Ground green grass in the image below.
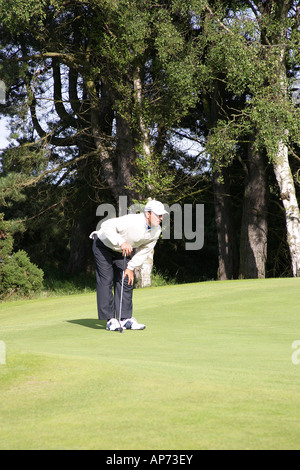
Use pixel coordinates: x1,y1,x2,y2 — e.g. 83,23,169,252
1,277,300,450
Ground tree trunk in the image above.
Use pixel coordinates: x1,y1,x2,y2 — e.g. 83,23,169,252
209,81,239,280
213,168,239,280
67,219,90,274
240,141,268,278
115,113,137,205
133,65,151,163
87,78,121,200
273,139,300,276
272,41,300,277
133,65,154,287
134,249,154,288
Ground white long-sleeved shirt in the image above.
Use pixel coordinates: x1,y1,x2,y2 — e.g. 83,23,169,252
89,213,161,271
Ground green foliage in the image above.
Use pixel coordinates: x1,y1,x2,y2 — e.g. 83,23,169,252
0,213,44,298
0,249,44,298
203,1,300,168
150,266,176,287
0,172,30,208
0,0,48,31
1,146,47,176
249,92,300,161
0,141,50,210
206,120,239,170
129,151,175,200
0,213,13,262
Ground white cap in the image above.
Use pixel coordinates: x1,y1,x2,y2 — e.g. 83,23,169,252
144,199,168,216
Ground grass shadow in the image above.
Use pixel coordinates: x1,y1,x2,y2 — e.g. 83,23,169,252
67,318,106,330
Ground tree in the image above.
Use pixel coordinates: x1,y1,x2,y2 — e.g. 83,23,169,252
0,0,201,196
0,0,203,279
239,137,268,278
201,0,300,278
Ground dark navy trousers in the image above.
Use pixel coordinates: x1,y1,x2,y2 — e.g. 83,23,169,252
92,236,133,321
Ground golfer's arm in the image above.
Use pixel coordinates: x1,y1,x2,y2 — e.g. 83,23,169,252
127,239,158,271
101,218,127,248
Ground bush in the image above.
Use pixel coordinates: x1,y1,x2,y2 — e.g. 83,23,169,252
0,250,44,298
0,213,14,263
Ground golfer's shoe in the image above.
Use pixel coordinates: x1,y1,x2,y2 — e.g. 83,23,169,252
106,318,122,331
122,317,146,330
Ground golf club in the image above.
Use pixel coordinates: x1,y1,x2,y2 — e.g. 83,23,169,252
117,253,126,333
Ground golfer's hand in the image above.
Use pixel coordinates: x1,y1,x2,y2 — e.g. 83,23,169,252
120,242,133,256
124,268,134,286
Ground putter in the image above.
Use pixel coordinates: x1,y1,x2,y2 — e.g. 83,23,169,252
117,253,126,333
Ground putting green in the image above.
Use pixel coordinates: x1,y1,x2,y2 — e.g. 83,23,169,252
1,278,300,449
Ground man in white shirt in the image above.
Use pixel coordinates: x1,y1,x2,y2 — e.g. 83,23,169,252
90,200,168,331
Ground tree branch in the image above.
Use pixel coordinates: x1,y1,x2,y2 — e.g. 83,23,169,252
204,3,234,36
8,52,88,71
52,57,78,127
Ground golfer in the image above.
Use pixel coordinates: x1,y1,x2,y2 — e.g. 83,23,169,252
90,200,168,331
